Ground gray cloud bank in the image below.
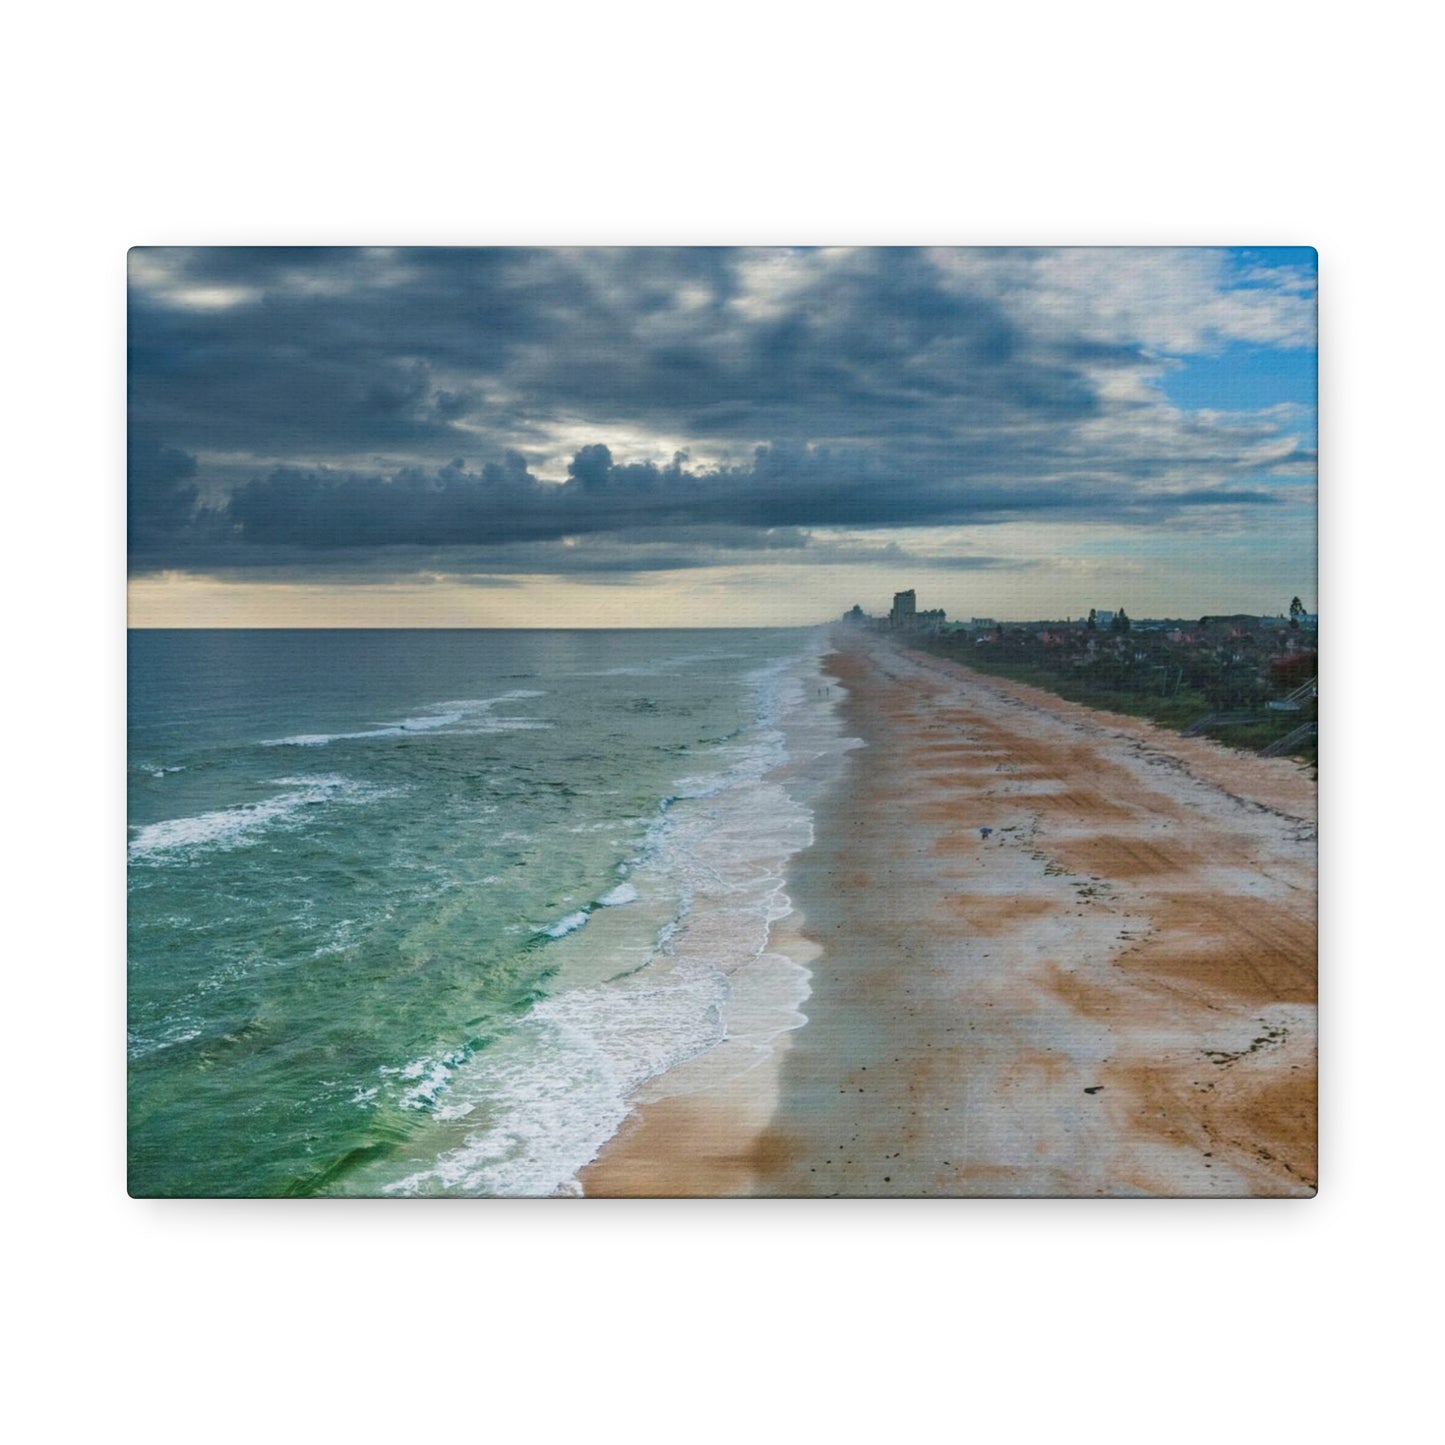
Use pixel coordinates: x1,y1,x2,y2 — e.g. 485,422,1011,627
128,247,1316,578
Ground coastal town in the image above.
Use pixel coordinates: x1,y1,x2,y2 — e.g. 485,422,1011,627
843,590,1318,761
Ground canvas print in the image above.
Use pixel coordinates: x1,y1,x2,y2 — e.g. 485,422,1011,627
127,247,1317,1197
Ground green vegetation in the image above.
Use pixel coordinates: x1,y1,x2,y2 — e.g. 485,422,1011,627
913,622,1317,766
949,657,1210,726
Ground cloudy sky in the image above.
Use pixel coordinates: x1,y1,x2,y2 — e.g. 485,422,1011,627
127,246,1316,627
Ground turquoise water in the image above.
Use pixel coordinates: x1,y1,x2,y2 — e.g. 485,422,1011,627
128,628,819,1196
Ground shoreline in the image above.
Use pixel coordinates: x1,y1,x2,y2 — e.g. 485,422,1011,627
578,641,855,1196
582,628,1316,1197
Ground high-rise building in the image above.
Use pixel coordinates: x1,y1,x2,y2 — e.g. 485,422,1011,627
889,589,917,627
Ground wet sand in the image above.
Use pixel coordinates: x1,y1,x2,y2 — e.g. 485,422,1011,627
582,629,1316,1197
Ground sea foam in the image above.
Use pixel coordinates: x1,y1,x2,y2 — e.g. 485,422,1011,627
262,690,548,747
378,642,847,1198
541,910,590,939
596,882,639,907
128,775,392,861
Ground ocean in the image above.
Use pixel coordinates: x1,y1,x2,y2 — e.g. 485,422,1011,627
127,627,833,1197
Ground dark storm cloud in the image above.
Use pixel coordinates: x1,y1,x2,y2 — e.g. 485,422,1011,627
129,247,1092,458
219,445,1046,550
153,528,1021,586
207,445,1278,564
126,247,1311,576
127,428,200,550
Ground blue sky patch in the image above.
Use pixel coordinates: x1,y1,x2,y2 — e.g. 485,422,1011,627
1162,342,1316,415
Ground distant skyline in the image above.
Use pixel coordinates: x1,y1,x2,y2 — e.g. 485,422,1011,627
128,247,1316,627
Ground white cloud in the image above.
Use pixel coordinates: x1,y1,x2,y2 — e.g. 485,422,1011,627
931,246,1316,354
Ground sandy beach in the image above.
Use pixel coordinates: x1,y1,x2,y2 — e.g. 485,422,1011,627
581,628,1317,1197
